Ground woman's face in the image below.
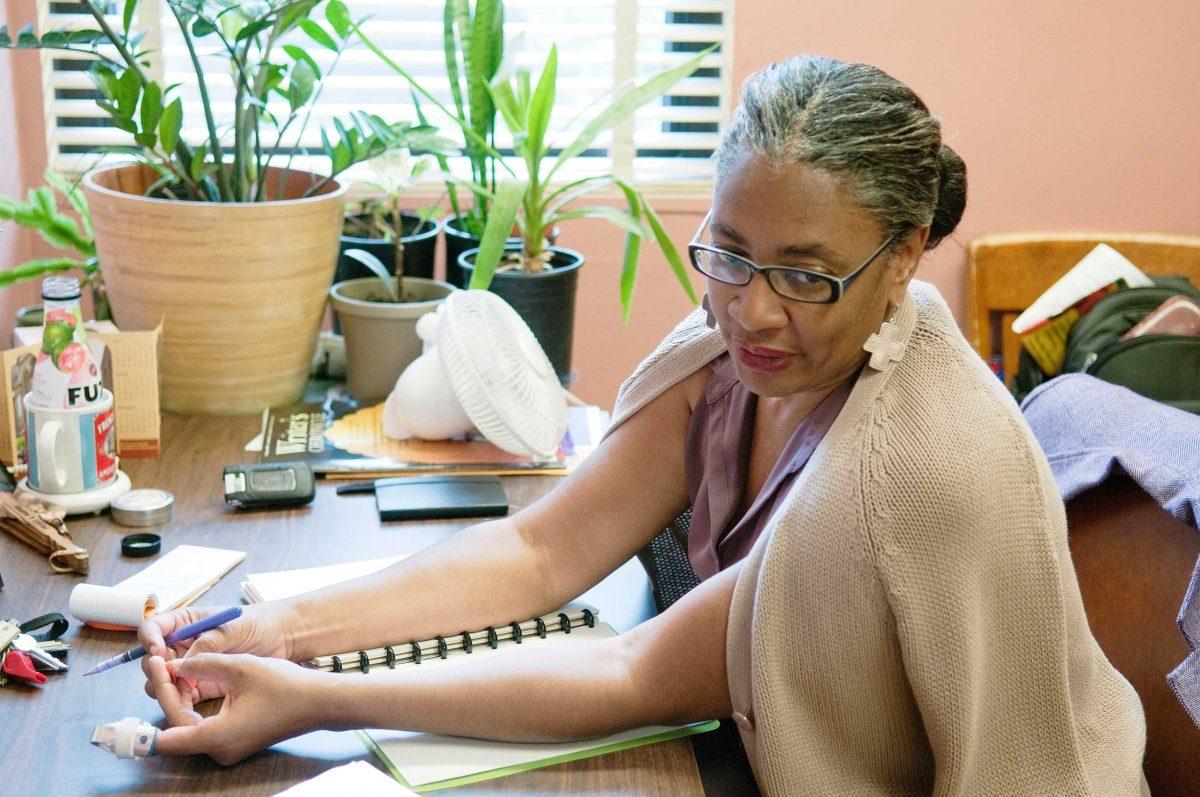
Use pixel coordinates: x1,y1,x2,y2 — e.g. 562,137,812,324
706,151,925,398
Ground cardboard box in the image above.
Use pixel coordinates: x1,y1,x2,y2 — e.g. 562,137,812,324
0,323,162,469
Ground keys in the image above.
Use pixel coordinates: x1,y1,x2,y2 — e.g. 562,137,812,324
12,634,66,672
0,619,19,653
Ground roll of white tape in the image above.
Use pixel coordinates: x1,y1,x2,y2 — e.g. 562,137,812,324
69,583,159,628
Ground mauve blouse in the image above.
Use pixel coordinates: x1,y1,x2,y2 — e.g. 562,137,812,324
684,352,855,580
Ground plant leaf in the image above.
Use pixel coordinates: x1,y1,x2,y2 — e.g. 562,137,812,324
288,57,316,110
642,193,698,304
191,17,217,37
189,142,209,182
115,68,141,116
139,81,162,139
89,62,119,100
325,0,350,38
38,29,68,47
526,45,557,166
611,177,643,322
549,205,647,237
342,249,399,301
0,26,10,48
549,45,713,180
469,179,526,291
299,19,337,51
276,0,318,33
443,0,468,119
122,0,139,35
282,44,321,77
15,22,37,48
235,18,273,41
158,97,183,154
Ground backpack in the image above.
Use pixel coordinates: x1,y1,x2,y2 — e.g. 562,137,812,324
1012,275,1200,414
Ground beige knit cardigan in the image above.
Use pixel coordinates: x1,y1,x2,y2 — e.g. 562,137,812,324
609,281,1148,795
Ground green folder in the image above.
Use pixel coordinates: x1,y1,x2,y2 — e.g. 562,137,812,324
358,720,720,792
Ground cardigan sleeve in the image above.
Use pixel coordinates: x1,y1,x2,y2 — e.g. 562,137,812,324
868,422,1147,796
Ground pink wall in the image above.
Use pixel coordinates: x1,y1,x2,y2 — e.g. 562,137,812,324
0,0,39,328
2,0,1199,409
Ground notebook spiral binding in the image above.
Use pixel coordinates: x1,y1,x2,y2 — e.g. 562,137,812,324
324,607,597,674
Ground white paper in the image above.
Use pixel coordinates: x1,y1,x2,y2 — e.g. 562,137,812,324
1011,243,1153,334
68,583,158,627
115,544,246,612
273,761,416,795
241,555,406,604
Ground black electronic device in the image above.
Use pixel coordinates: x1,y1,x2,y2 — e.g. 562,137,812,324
374,475,508,521
223,461,315,509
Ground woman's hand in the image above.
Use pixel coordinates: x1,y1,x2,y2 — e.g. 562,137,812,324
145,653,324,765
138,603,299,702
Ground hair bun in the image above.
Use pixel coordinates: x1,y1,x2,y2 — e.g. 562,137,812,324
927,143,967,250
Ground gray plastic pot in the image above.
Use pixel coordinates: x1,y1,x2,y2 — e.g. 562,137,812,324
329,276,457,402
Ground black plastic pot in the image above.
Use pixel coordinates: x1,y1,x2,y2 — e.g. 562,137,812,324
338,212,439,283
458,245,584,385
441,214,522,289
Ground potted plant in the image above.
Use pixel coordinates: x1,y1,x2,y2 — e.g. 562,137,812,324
338,147,445,289
356,0,519,287
330,248,456,402
1,0,436,414
450,44,708,382
0,171,111,324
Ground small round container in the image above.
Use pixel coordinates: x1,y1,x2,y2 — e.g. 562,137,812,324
110,489,174,527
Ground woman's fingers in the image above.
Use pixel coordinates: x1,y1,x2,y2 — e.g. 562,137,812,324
153,724,211,758
147,656,202,729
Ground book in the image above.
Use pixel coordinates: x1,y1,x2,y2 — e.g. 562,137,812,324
258,398,568,478
239,557,717,792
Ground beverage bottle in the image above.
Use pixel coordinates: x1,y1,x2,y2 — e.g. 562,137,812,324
30,276,103,409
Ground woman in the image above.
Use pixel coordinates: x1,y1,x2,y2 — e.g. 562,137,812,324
140,55,1148,793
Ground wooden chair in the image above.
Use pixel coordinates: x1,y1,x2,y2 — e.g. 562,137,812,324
966,231,1200,387
1066,477,1200,797
968,231,1200,794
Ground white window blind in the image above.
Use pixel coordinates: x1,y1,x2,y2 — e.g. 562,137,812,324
37,0,730,189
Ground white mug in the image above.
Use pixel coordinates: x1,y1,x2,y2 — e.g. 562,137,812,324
25,389,118,494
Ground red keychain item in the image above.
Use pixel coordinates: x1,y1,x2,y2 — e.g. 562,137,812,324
3,651,48,685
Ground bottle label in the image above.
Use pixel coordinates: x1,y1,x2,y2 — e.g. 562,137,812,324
31,299,103,409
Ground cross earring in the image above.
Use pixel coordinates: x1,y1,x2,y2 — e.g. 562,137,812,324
863,308,906,371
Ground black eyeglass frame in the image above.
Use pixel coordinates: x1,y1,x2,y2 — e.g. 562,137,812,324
687,210,899,304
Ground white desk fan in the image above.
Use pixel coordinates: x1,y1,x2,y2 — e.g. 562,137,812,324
382,290,567,459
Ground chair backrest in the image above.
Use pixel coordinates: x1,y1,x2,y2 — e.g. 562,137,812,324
967,231,1200,387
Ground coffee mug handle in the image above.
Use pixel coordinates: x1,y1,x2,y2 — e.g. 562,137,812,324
38,419,69,490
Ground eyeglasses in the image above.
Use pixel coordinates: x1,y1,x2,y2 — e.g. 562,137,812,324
687,210,898,304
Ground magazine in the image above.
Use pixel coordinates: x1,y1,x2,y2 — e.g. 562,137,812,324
258,394,608,478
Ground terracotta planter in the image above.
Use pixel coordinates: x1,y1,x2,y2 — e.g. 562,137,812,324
330,276,457,402
83,163,346,415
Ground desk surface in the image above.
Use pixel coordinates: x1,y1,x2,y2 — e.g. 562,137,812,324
0,414,709,796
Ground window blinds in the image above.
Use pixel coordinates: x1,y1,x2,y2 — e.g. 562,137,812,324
36,0,730,188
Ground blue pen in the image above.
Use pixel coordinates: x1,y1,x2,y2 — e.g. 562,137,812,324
83,606,244,676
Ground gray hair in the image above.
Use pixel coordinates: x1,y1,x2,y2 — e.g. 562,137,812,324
714,55,966,251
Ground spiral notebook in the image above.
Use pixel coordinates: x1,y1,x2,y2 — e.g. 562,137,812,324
241,558,717,791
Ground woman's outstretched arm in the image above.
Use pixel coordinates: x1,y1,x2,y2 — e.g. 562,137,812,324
147,562,739,764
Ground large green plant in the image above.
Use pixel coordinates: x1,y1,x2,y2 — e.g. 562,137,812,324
472,44,712,321
0,172,111,320
0,0,438,202
355,0,506,238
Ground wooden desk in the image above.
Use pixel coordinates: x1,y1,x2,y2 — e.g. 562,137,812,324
0,414,709,795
